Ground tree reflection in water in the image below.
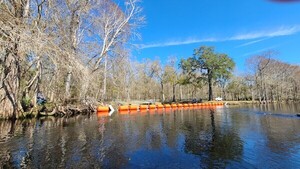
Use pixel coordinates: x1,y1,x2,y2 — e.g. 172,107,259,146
0,104,299,168
183,109,243,168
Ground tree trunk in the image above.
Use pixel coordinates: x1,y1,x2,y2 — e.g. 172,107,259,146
65,69,72,100
251,88,255,102
208,69,213,101
0,49,22,119
160,82,165,102
180,86,183,101
172,83,176,102
222,87,226,101
65,6,80,102
101,55,108,101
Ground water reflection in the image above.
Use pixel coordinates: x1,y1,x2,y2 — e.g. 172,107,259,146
182,109,243,168
0,104,299,168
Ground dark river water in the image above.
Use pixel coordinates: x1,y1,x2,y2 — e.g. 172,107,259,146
0,104,300,169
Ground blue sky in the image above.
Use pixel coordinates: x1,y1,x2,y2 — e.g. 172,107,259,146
133,0,300,74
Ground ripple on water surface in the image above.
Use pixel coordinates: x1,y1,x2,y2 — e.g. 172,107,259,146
0,104,300,168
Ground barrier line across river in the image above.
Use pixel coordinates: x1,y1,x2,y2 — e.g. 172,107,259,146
97,102,225,113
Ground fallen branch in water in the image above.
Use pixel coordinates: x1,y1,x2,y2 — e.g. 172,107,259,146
38,104,95,117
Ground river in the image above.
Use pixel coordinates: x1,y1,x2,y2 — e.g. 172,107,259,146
0,104,299,168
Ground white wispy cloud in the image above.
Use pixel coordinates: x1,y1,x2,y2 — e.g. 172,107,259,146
242,45,280,57
236,38,269,48
231,26,300,40
139,25,300,49
139,38,218,49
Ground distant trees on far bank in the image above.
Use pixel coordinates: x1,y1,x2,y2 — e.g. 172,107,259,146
228,52,300,102
108,48,299,104
99,46,299,104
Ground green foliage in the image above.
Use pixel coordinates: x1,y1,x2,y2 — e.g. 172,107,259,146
21,97,32,111
180,46,235,100
192,46,235,79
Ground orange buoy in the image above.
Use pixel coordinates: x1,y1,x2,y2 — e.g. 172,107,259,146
139,105,148,110
156,104,164,109
119,105,129,111
193,103,198,107
164,104,171,108
97,106,110,112
171,104,177,108
177,103,183,107
188,103,193,107
129,105,139,111
149,105,156,109
183,103,189,107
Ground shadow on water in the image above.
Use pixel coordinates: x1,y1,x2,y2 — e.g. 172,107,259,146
183,109,244,168
0,103,299,168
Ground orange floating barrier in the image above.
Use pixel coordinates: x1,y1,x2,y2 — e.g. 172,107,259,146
156,104,164,109
188,103,193,107
139,105,148,110
183,103,189,107
177,103,183,107
193,103,198,107
149,105,156,109
171,104,178,108
119,105,129,111
97,106,110,112
129,105,139,111
164,104,171,108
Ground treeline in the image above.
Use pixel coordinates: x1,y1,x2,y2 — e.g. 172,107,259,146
100,47,300,104
227,52,300,102
0,0,144,119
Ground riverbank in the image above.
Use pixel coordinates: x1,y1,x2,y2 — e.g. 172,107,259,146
114,100,260,106
218,101,260,105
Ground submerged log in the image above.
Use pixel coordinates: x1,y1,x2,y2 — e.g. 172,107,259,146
39,107,57,116
39,104,95,117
